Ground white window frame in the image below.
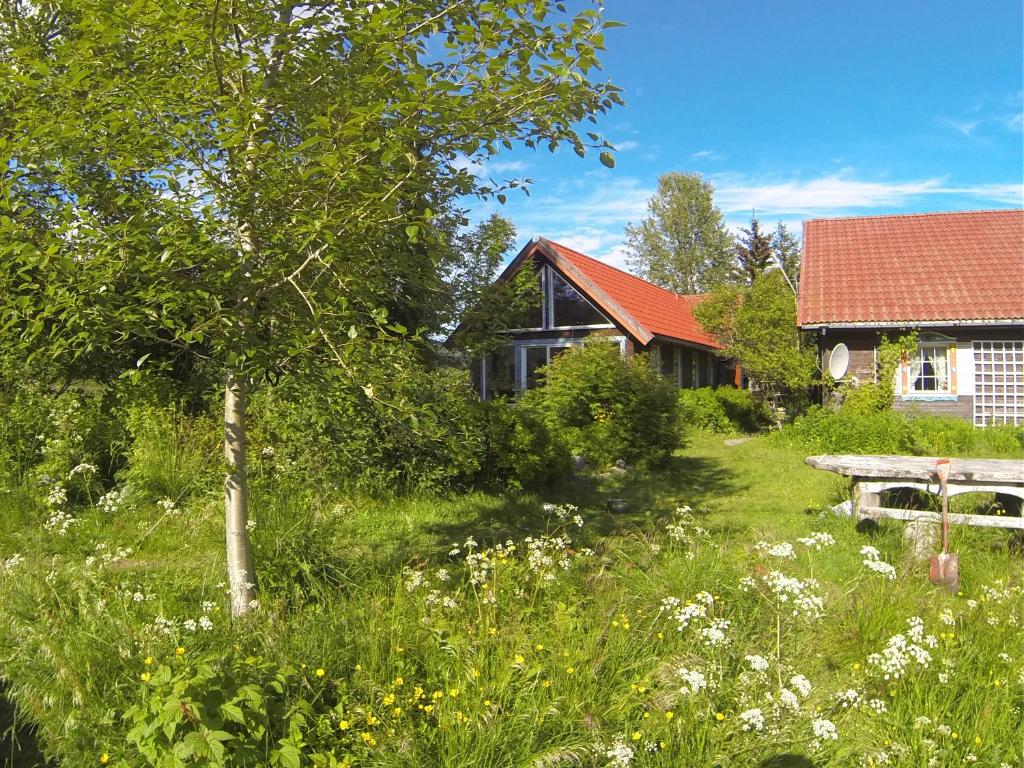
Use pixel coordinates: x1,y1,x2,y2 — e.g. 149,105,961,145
511,336,626,391
901,335,956,401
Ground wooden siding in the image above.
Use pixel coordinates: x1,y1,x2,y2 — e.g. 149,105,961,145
815,326,1023,423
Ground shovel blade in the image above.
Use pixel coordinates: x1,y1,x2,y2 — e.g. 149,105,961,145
929,552,959,592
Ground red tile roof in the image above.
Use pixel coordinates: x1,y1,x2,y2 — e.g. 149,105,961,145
799,209,1024,326
539,239,721,348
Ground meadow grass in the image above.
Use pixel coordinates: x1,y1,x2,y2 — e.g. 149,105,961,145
1,432,1022,767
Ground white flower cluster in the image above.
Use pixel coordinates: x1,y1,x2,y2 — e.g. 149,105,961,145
835,688,861,708
605,739,634,767
790,674,812,698
677,666,710,696
47,483,68,508
69,462,98,477
524,534,575,583
739,708,765,732
861,546,897,579
700,618,731,647
811,717,838,744
157,498,180,516
755,541,796,559
151,605,217,637
84,543,132,569
45,509,77,536
1,553,24,575
665,507,709,556
543,502,583,528
797,531,836,551
98,485,129,515
744,571,824,620
866,617,936,680
745,654,770,672
660,591,715,633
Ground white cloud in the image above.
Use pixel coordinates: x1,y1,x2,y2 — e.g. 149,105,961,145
615,140,639,151
710,172,1023,216
488,160,528,174
938,117,979,136
691,149,719,160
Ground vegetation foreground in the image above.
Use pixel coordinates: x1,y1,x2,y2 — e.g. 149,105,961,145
2,432,1022,767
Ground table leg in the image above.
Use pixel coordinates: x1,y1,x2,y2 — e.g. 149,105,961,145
853,480,880,532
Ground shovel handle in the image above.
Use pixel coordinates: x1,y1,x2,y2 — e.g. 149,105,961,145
935,458,951,554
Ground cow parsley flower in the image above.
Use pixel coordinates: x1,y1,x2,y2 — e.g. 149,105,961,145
797,531,836,550
677,667,709,696
745,654,770,672
790,674,812,698
739,708,765,732
811,717,838,742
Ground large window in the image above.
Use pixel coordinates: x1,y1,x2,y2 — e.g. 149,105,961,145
507,264,611,331
551,270,607,327
523,343,576,389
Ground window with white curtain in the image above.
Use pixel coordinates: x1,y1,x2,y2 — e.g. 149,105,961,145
907,342,952,394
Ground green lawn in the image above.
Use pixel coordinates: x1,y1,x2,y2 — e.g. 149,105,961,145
1,433,1022,766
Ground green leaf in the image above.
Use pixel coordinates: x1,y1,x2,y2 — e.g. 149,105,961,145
599,151,615,168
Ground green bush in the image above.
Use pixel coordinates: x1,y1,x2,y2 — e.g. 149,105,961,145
774,405,1024,458
677,387,771,434
477,399,572,489
251,363,565,493
520,341,681,467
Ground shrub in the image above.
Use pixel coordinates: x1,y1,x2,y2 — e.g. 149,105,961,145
677,387,771,434
520,341,681,467
774,405,1024,458
251,362,566,493
477,399,572,489
772,406,917,455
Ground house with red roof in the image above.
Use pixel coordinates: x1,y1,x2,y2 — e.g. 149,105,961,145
798,209,1024,426
473,236,730,398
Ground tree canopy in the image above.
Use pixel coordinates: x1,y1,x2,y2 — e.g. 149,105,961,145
624,172,734,294
0,0,622,614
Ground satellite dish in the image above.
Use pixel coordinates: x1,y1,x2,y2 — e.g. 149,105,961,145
828,343,850,380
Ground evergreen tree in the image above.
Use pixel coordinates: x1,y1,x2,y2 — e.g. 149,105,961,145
733,213,774,285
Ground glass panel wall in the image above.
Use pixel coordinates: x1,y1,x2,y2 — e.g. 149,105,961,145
550,270,608,327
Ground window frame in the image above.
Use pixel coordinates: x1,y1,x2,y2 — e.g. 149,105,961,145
502,264,616,333
901,335,956,400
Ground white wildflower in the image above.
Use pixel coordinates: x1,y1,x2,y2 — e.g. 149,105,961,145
677,667,709,696
811,717,838,742
756,541,796,559
739,708,765,732
605,739,634,767
797,531,836,550
790,674,812,698
701,619,730,647
745,654,770,672
868,698,888,714
779,688,800,711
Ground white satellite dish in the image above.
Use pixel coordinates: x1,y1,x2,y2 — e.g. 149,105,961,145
828,343,850,380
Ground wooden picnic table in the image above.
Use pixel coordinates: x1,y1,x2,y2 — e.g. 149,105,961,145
805,455,1024,555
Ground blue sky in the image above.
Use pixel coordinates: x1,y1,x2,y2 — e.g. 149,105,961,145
464,0,1023,270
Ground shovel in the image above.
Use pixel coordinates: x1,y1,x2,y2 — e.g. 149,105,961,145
929,458,959,592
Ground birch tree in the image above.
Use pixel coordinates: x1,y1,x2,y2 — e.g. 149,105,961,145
0,0,621,615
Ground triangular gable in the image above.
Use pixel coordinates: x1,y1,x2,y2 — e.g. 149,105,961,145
495,237,656,345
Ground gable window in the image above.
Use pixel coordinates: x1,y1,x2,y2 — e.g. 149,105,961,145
506,264,612,331
902,335,956,398
550,270,608,327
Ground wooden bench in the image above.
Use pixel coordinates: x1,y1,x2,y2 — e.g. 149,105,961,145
805,454,1024,557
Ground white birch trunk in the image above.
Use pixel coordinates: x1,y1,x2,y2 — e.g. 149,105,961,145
224,371,256,617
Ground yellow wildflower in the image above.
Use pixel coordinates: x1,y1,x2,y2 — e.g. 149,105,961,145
382,694,395,706
315,668,325,677
393,676,404,687
715,712,725,721
139,672,151,682
631,731,642,741
449,688,459,697
514,654,525,664
339,720,351,731
664,711,674,721
360,732,376,747
565,666,575,675
99,754,110,765
392,707,402,717
174,647,185,657
144,657,153,666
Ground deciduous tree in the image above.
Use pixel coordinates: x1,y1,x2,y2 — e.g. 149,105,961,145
625,172,734,294
0,0,621,615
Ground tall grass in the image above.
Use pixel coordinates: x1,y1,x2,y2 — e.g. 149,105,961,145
0,433,1021,766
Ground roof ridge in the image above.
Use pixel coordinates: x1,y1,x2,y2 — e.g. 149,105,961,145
805,208,1023,224
539,237,697,303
